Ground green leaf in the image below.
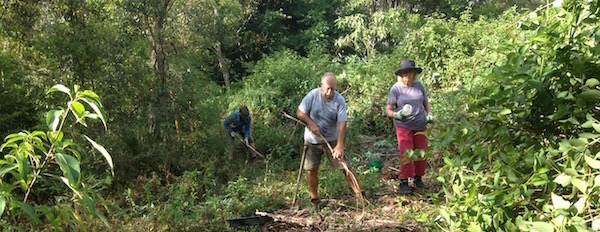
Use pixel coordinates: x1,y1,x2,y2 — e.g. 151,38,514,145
565,168,579,176
585,155,600,169
554,173,571,186
97,212,110,228
84,135,113,176
552,193,570,209
79,90,100,102
467,223,483,232
17,201,39,223
527,221,554,232
573,197,586,215
47,131,64,144
578,89,600,101
552,215,566,228
59,176,82,199
499,109,511,115
585,78,600,87
579,133,600,139
581,120,595,128
47,84,71,98
561,117,581,125
0,196,5,219
55,153,80,185
443,156,454,166
16,153,30,180
46,110,64,132
80,97,107,130
593,124,600,133
439,208,451,223
568,139,585,147
31,131,46,139
594,175,600,187
1,135,26,151
70,101,85,119
571,177,588,193
82,194,96,216
0,164,17,177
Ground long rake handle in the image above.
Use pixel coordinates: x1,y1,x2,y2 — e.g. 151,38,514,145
292,146,306,206
236,134,265,158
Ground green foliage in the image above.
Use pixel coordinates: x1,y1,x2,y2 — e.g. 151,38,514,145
0,84,112,230
3,0,590,230
435,1,600,230
227,49,353,165
0,52,39,139
229,49,341,121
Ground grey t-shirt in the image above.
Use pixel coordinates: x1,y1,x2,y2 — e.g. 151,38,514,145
298,88,348,144
387,81,428,130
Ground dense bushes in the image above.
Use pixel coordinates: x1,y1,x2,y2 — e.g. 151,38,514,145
435,1,600,230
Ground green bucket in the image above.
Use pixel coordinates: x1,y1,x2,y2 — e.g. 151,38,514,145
368,160,383,173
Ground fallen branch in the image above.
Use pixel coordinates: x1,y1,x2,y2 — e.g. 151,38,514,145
359,219,414,231
388,166,400,173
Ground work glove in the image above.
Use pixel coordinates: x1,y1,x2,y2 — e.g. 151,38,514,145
244,137,250,147
393,111,409,121
426,113,434,124
229,131,236,138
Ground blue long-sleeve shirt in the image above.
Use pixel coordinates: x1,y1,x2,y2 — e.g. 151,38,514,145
223,110,252,138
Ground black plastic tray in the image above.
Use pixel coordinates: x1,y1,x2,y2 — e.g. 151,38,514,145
227,215,272,227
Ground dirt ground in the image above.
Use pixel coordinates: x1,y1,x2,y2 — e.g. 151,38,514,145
234,135,441,231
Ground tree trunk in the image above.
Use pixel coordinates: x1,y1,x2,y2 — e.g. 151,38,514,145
211,4,231,89
213,42,231,89
147,0,172,141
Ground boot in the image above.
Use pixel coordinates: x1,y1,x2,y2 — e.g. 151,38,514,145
399,178,412,195
414,176,429,190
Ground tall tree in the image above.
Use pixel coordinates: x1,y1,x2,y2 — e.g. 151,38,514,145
123,0,175,141
173,0,258,88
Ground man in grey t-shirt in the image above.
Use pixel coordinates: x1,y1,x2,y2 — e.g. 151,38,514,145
297,72,362,209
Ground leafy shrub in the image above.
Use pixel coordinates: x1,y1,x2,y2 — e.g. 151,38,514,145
0,84,113,230
436,1,600,230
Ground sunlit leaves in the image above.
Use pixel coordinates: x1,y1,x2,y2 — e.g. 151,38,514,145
46,84,71,98
437,1,600,231
571,178,588,194
0,84,112,229
78,97,107,130
554,173,571,186
524,221,554,232
551,193,570,209
584,78,599,87
0,196,5,219
584,155,600,169
573,197,586,215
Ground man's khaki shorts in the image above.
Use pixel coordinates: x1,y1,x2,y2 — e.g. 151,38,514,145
303,140,351,170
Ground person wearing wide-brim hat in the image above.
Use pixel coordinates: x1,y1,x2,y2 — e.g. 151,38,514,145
385,59,433,195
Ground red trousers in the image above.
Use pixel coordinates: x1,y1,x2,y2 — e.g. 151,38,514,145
395,126,428,178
